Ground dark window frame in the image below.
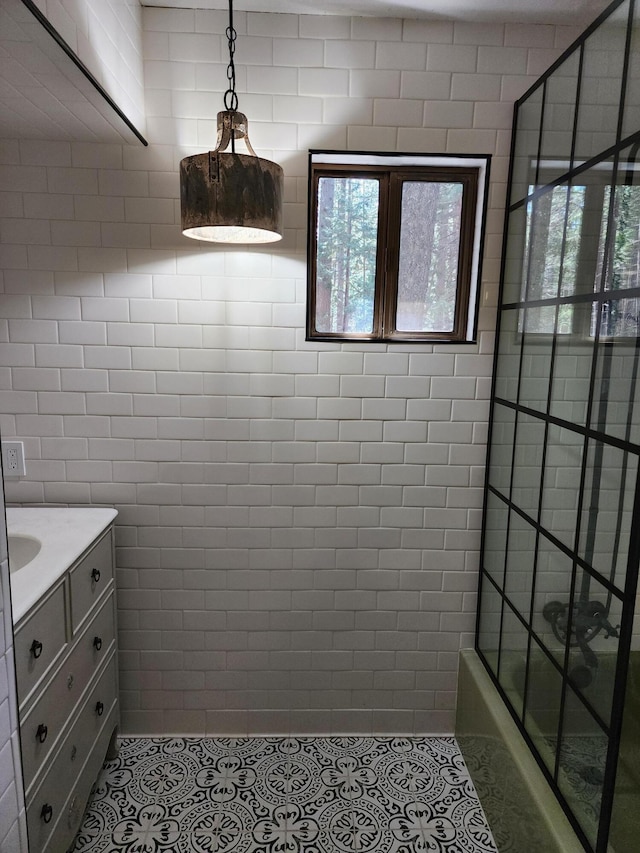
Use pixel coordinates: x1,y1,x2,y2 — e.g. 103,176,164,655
306,151,491,344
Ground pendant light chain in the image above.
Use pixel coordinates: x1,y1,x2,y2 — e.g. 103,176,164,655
223,0,238,118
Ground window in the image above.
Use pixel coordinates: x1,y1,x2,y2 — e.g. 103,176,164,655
307,152,490,343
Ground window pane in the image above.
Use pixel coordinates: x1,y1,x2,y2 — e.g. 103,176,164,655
502,204,528,304
498,603,529,721
315,176,379,334
504,512,536,620
549,300,595,426
622,0,640,140
540,424,584,551
477,577,504,677
510,87,543,207
539,51,580,166
558,185,587,298
603,179,640,294
487,402,516,498
525,642,564,778
591,332,640,444
519,306,555,412
557,687,607,850
495,308,523,403
567,570,622,729
396,181,463,332
483,491,509,587
511,413,546,519
600,295,640,336
532,534,574,663
523,186,576,302
573,1,628,164
579,439,638,591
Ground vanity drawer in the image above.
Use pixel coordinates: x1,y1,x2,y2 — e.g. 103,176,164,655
70,529,113,634
20,595,116,790
27,659,117,853
45,707,117,853
70,592,116,698
42,711,116,853
15,582,67,705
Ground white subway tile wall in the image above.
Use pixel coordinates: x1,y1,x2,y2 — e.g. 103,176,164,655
0,11,578,735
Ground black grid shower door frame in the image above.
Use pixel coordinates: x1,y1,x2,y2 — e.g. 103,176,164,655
476,1,640,851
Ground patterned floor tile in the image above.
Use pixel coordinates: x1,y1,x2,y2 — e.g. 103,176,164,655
69,736,498,853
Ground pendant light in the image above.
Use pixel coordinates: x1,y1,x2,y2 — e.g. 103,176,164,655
179,0,284,244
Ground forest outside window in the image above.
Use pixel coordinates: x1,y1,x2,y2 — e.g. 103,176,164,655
307,152,490,343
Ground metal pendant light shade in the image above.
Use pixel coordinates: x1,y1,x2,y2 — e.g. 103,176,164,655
179,1,284,245
180,111,283,244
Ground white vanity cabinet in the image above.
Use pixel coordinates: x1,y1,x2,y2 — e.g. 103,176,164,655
10,511,118,853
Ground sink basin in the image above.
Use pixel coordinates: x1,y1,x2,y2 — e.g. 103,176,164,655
8,534,41,572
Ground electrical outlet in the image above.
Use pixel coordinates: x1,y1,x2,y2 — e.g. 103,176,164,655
1,441,26,477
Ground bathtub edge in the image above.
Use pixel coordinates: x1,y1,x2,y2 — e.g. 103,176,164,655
455,648,584,853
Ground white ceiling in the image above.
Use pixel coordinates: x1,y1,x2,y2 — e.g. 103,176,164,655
143,0,610,26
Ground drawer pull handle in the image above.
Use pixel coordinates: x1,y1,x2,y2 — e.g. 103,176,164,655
41,803,53,824
91,567,101,583
95,701,104,717
36,724,48,744
30,640,43,659
93,636,102,651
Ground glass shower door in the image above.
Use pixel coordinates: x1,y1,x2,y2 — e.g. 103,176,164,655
476,2,640,850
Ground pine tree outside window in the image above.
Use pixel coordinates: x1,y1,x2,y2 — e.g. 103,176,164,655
307,152,491,343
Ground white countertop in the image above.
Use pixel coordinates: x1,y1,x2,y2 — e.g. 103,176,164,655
7,507,117,624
